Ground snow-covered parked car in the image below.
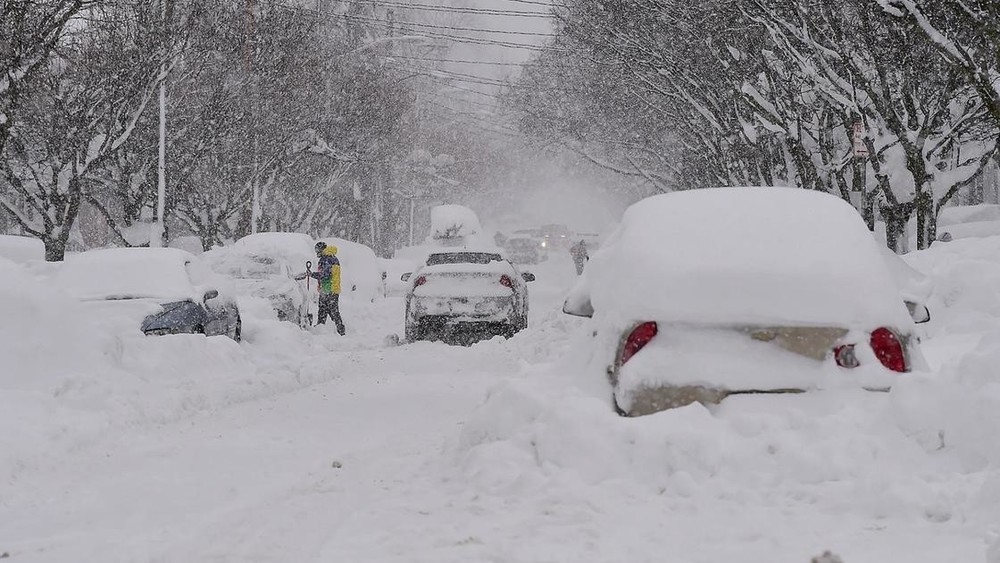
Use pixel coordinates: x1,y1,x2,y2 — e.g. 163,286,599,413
563,187,925,417
404,250,535,343
204,233,313,327
60,247,242,340
318,237,385,304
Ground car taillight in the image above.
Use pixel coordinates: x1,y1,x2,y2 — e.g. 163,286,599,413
834,344,859,368
500,275,513,288
414,275,427,287
621,322,658,365
870,327,907,372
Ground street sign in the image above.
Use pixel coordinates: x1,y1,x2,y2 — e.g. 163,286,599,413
852,121,869,158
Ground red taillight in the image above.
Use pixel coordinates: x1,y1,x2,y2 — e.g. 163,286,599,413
414,275,427,287
499,274,513,288
870,327,907,372
621,322,658,365
834,344,859,369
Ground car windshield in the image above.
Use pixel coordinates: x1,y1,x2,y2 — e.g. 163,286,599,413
426,252,502,266
227,256,282,280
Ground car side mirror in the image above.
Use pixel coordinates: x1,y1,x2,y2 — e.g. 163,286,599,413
562,298,594,318
906,301,930,324
401,272,411,282
203,289,220,302
521,272,536,282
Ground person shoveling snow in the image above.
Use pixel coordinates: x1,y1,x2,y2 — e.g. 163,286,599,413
296,242,346,335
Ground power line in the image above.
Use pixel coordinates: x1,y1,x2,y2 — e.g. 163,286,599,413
329,12,561,50
503,0,557,6
279,4,563,51
386,54,576,69
335,12,557,37
396,63,516,86
324,0,555,18
423,104,524,138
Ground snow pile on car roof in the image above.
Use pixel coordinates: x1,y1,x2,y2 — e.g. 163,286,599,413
588,187,911,327
233,232,314,261
430,204,482,239
60,247,199,302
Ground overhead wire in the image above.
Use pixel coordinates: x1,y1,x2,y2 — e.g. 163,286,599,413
322,0,555,18
333,12,558,37
327,12,564,50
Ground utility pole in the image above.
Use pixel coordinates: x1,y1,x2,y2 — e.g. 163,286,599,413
151,0,169,248
245,0,261,234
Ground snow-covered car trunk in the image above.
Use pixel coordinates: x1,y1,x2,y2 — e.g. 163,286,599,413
568,187,924,416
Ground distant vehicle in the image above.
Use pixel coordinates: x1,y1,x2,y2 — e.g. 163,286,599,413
564,187,924,417
0,234,44,264
538,224,572,250
403,250,535,344
503,237,542,265
60,247,242,340
204,233,313,327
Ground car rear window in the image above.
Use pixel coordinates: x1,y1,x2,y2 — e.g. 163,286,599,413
426,252,502,266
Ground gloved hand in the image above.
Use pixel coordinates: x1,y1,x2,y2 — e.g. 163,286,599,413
293,272,309,281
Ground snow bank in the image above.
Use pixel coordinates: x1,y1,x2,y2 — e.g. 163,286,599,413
0,250,401,485
903,236,1000,335
938,204,1000,227
0,234,44,263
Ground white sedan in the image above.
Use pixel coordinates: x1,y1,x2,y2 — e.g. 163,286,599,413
563,187,926,416
404,250,534,344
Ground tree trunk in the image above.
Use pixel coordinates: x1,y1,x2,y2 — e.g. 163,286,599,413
43,236,67,262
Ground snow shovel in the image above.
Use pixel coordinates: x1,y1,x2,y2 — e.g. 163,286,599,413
305,260,314,326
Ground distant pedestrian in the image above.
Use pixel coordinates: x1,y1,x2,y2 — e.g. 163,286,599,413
569,239,588,275
297,242,346,334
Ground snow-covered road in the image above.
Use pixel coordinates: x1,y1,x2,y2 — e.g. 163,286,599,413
4,248,1000,562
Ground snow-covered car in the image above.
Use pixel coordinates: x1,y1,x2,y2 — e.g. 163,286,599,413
563,187,925,417
404,251,535,343
319,237,385,304
503,237,542,265
204,233,313,327
60,247,242,340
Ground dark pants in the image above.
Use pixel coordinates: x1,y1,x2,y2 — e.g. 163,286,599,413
317,293,346,334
